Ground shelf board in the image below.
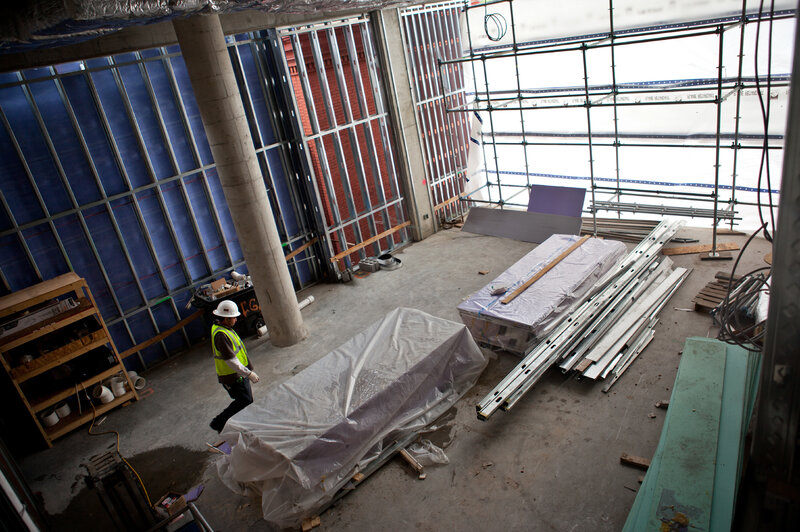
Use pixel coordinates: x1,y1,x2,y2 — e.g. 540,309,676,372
44,390,135,441
0,273,82,320
29,366,124,413
13,334,109,383
0,298,95,351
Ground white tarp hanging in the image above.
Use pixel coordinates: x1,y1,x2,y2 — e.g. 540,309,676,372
216,307,487,529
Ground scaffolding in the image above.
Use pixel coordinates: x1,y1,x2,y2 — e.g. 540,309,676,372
435,0,792,251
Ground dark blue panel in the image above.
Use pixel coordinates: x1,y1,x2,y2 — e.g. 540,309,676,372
143,59,197,174
237,43,277,146
117,64,174,180
53,62,83,75
23,67,51,81
54,214,119,319
125,310,163,366
0,235,39,290
83,205,143,313
28,79,102,205
108,197,165,300
183,173,229,272
89,69,151,188
0,73,17,85
136,190,187,290
152,301,186,353
22,224,69,280
167,56,213,166
0,107,44,225
0,84,72,216
60,74,128,196
159,181,207,281
265,149,300,237
204,168,242,262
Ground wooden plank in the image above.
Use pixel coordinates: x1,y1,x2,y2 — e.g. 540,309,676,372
662,242,739,256
0,273,82,319
501,235,591,304
285,237,318,262
0,298,94,351
399,448,426,480
13,334,109,383
434,194,464,211
120,310,203,360
620,453,651,471
301,516,321,531
330,221,411,263
714,271,741,282
45,390,136,441
30,365,122,413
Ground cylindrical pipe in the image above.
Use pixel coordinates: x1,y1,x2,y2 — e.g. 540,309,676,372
173,14,307,346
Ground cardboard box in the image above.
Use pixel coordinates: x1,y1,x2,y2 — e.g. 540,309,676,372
155,492,186,517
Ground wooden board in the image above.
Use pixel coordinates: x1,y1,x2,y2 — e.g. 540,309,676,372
120,310,203,360
501,235,591,304
330,221,411,263
285,237,318,261
620,453,651,471
0,273,82,319
662,242,739,256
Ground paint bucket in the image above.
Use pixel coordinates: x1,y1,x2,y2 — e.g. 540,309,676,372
54,401,71,418
109,377,126,398
39,409,59,427
92,385,114,404
127,371,146,391
256,325,268,338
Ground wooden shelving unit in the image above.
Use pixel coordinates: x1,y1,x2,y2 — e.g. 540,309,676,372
0,273,138,447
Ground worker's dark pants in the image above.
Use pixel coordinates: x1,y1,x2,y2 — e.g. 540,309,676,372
210,378,253,432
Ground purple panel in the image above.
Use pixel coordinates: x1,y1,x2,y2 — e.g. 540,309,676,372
527,185,586,218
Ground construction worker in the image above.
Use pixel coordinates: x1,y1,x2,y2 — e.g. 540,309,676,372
209,300,259,433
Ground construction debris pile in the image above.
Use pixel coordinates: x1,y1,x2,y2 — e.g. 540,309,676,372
477,220,690,420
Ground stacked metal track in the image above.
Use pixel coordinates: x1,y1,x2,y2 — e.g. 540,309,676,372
477,220,688,421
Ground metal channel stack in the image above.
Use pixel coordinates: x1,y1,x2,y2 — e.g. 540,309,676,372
477,220,688,421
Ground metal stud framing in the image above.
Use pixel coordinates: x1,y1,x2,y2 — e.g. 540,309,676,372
0,35,320,369
400,1,473,223
274,16,410,271
433,0,791,241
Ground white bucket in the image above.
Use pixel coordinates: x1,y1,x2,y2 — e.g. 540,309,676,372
109,377,126,398
92,385,114,404
55,402,71,418
127,371,146,391
39,410,59,427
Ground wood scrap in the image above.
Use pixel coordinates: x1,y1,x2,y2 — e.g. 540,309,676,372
352,473,365,483
655,400,669,409
662,242,739,256
620,452,651,471
478,270,490,275
301,516,321,531
501,235,591,304
399,448,426,480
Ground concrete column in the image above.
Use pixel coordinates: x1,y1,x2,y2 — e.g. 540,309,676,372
372,9,436,241
173,14,307,346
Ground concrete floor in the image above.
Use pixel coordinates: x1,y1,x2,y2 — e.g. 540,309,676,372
17,224,771,531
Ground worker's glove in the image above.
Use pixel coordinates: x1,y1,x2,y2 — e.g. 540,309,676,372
248,371,260,383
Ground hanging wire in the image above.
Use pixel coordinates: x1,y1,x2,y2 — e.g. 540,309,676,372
484,2,508,41
715,222,771,349
754,0,777,242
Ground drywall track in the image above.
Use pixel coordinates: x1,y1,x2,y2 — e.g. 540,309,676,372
476,219,686,420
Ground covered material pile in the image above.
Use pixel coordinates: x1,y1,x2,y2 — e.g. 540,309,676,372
216,307,487,528
457,234,627,353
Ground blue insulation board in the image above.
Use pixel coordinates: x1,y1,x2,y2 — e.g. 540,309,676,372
623,337,761,532
0,37,314,368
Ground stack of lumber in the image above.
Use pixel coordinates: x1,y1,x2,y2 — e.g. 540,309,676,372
623,337,761,531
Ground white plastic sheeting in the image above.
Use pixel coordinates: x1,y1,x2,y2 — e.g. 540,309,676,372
457,234,626,352
216,307,487,528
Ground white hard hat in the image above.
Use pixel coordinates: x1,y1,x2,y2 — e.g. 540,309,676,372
213,300,240,318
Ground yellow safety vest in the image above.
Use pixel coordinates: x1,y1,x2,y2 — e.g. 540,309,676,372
211,324,249,377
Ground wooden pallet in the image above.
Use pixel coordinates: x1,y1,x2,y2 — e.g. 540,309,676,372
693,271,739,312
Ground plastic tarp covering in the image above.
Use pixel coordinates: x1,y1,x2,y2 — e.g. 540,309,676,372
457,234,626,353
216,307,487,528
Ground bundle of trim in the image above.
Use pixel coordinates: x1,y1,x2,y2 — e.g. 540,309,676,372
477,220,688,421
457,234,627,354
